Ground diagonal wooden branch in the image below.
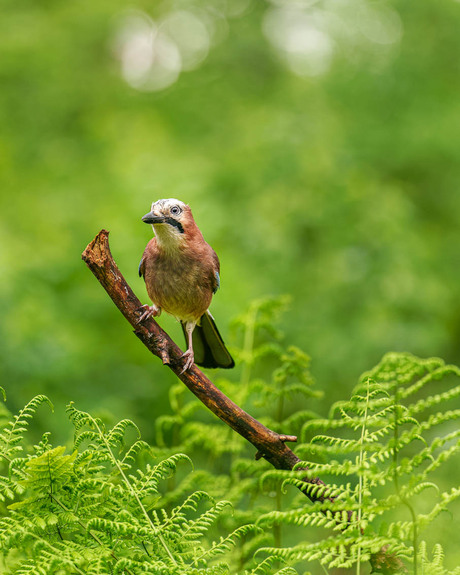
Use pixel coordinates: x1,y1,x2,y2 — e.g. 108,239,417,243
81,230,326,499
82,230,405,574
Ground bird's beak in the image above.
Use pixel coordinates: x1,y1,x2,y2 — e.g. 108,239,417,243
142,212,165,225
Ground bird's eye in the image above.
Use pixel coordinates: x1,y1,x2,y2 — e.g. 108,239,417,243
170,205,181,216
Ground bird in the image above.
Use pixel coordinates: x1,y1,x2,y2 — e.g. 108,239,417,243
138,198,235,374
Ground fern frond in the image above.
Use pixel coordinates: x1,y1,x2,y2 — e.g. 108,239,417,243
258,507,355,533
280,474,345,502
301,417,350,441
130,453,192,499
416,541,460,575
258,532,409,570
178,499,233,546
329,386,390,418
381,431,460,486
106,418,141,448
0,474,20,501
165,490,215,531
121,439,152,465
418,409,460,433
282,410,321,430
66,402,102,432
182,422,244,457
193,524,261,564
259,382,321,402
400,365,460,402
414,487,460,529
9,446,77,510
0,395,52,462
245,555,298,575
155,403,206,446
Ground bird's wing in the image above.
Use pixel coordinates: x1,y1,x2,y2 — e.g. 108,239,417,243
211,250,220,294
139,238,158,278
213,270,220,294
138,255,145,278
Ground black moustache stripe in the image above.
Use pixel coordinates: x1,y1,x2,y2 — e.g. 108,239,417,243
165,217,184,234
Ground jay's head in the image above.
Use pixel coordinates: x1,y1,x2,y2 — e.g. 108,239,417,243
142,199,197,246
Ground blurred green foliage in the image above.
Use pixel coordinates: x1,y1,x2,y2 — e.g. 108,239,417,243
1,0,460,455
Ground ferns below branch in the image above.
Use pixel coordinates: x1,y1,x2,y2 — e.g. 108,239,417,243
1,338,459,574
0,400,261,574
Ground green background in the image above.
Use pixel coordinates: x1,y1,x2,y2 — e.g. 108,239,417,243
1,0,459,454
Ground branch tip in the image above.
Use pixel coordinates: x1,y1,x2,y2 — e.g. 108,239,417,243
279,434,297,443
82,229,111,266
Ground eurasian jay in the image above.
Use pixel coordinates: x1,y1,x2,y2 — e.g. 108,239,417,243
138,198,235,373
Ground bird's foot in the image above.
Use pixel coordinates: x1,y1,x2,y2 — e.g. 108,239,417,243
137,304,161,323
179,349,195,374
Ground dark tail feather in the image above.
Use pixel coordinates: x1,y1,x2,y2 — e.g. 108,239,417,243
181,312,235,369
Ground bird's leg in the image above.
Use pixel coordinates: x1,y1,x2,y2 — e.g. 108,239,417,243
180,322,196,374
137,303,161,323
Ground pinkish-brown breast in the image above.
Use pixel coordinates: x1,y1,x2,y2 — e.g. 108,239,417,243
140,238,219,323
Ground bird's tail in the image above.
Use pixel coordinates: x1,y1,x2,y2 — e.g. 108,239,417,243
181,312,235,369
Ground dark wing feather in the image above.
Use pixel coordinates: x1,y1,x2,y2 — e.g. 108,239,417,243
213,270,220,294
211,250,220,294
181,312,234,369
138,255,145,278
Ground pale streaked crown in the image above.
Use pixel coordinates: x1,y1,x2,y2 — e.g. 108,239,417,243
151,198,188,219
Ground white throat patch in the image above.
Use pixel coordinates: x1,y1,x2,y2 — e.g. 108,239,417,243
153,222,185,253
